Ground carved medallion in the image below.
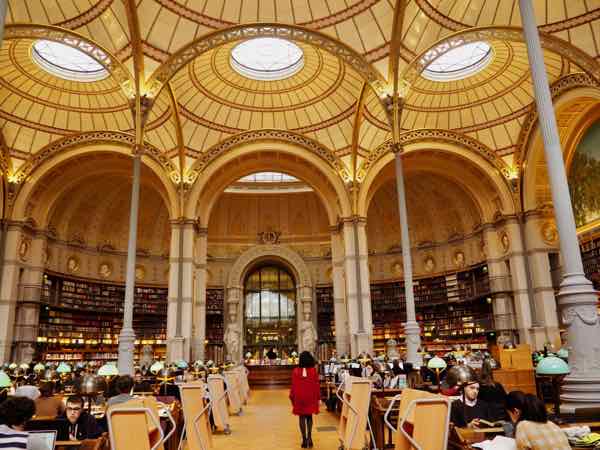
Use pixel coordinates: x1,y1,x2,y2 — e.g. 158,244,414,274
258,230,281,245
500,232,510,253
453,251,466,268
98,262,112,279
424,256,436,273
541,221,558,245
391,260,403,276
18,236,31,262
66,256,80,274
135,265,146,281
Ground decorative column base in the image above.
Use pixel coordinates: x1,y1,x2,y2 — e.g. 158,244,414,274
558,274,600,412
404,321,422,366
117,328,136,375
167,336,186,363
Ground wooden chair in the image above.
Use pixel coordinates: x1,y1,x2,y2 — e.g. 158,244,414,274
178,381,213,450
207,374,230,433
337,376,373,450
383,388,451,450
107,399,165,450
223,371,242,415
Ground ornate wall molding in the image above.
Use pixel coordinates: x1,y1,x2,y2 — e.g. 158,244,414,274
146,23,389,110
188,129,350,182
11,131,176,184
3,24,135,98
226,244,312,291
359,129,510,180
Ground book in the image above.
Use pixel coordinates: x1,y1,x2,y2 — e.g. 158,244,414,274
477,419,505,428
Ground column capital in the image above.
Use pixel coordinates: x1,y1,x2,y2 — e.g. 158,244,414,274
339,215,367,226
391,142,403,154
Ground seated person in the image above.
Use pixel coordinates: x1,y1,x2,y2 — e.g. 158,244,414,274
132,371,153,393
58,395,103,441
107,375,134,407
478,359,508,421
0,396,36,449
34,382,64,417
384,361,406,389
450,378,494,428
507,392,570,450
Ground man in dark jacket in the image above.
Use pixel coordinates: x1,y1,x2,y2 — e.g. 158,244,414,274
59,395,103,441
450,380,494,428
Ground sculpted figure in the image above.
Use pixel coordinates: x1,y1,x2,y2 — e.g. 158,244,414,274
224,323,241,362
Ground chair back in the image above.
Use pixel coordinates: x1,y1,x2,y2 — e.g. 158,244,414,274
107,399,163,450
223,371,242,414
207,375,229,432
179,381,213,450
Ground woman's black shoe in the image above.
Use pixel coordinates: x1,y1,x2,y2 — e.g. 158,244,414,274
301,438,308,448
307,437,313,448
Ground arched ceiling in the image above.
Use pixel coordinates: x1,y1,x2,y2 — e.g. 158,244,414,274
2,0,600,217
25,153,171,255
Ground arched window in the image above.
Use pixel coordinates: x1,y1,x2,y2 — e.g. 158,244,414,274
244,265,297,358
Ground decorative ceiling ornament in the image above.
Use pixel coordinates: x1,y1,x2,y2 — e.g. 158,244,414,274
423,255,436,273
98,262,112,279
66,256,80,274
258,230,281,245
541,221,559,245
18,236,31,262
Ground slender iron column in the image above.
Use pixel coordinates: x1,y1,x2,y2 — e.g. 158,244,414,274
520,0,600,411
392,145,421,365
117,152,141,374
0,0,7,45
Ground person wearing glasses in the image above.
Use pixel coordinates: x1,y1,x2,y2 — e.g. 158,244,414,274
58,396,102,441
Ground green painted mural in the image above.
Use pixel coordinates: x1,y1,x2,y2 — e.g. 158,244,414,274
568,120,600,228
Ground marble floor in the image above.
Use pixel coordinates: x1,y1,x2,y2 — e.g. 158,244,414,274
212,388,341,450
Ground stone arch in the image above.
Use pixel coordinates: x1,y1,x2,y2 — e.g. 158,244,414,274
11,144,179,224
521,86,600,212
357,137,516,220
185,138,352,226
224,245,314,360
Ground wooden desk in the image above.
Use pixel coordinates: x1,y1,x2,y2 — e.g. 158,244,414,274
55,441,81,449
245,364,293,388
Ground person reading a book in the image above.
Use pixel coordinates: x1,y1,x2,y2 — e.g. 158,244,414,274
450,377,495,428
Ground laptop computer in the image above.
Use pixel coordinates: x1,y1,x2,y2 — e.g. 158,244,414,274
25,419,69,441
27,430,57,450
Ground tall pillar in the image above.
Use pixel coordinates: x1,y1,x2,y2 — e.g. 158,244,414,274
0,224,24,362
392,146,421,365
331,228,350,355
13,233,46,363
504,219,540,346
341,217,373,356
520,0,600,411
166,219,195,362
117,154,141,375
524,213,561,349
482,225,517,345
191,227,208,361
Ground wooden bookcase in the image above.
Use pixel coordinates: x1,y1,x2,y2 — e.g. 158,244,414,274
580,234,600,291
371,264,493,354
37,272,167,363
205,288,224,364
316,285,335,359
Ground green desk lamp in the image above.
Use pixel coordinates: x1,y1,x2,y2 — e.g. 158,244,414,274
536,355,569,416
427,356,447,386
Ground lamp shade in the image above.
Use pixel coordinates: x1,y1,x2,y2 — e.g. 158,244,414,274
557,348,569,359
98,363,119,377
427,356,447,370
175,360,188,369
536,355,570,375
56,362,72,374
33,363,45,373
150,361,164,374
0,371,12,387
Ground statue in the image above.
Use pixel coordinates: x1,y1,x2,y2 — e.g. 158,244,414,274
140,345,153,368
20,343,35,364
224,323,241,362
301,321,317,355
386,339,400,360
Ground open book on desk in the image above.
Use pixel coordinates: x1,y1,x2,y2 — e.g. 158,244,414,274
472,436,516,450
477,419,506,428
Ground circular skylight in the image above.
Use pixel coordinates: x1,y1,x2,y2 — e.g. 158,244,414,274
239,172,299,183
231,38,304,81
32,40,109,82
422,41,492,82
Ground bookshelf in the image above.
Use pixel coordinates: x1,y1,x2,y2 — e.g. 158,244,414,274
205,288,224,364
580,235,600,291
371,264,493,354
37,273,167,363
316,286,335,359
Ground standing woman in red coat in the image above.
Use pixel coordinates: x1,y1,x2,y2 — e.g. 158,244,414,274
289,351,320,448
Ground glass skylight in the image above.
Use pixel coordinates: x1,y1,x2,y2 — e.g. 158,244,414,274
32,40,108,82
230,38,304,81
239,172,299,183
422,41,492,82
